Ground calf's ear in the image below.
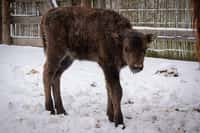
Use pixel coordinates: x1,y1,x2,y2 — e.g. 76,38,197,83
111,32,119,39
146,33,156,43
111,32,121,44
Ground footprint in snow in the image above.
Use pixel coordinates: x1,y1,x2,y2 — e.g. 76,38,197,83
155,64,179,77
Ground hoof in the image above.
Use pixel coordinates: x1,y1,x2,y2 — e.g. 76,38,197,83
50,110,55,115
107,112,114,122
115,123,125,129
114,113,124,129
57,108,67,115
46,106,55,115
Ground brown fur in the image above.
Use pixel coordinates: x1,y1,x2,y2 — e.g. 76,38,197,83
191,0,200,61
40,6,153,128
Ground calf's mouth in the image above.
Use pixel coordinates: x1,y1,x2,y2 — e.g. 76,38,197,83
129,64,143,73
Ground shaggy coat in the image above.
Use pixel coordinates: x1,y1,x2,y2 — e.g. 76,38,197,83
40,6,153,128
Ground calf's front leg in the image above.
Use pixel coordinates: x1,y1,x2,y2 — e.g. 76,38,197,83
106,84,114,122
102,65,124,128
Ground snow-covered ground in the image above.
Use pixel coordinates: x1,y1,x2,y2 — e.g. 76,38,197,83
0,44,200,133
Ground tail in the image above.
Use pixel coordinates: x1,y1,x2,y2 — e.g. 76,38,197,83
40,17,47,53
40,0,58,53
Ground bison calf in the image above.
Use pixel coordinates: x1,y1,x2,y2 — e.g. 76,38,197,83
40,6,153,128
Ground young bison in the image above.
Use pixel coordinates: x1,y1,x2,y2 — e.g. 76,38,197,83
40,6,153,127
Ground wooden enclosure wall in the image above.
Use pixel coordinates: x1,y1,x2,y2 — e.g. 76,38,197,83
120,0,192,28
2,0,11,44
1,0,196,61
8,0,105,47
119,0,195,61
10,0,46,47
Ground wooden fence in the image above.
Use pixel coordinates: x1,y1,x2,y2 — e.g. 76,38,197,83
1,0,197,61
90,0,195,60
120,0,192,28
6,0,105,46
119,0,195,61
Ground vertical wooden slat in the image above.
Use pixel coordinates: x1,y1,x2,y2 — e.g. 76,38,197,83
81,0,92,8
97,0,105,8
105,0,111,9
111,0,120,12
2,0,11,44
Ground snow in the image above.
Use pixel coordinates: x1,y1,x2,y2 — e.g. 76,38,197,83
0,44,200,133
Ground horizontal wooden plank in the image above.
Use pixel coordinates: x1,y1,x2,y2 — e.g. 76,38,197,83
156,36,196,41
12,0,66,2
120,8,192,12
146,51,196,61
12,37,43,47
134,26,195,40
11,16,41,24
12,0,47,2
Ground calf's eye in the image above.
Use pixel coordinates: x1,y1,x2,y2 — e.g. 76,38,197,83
125,47,129,52
142,49,146,54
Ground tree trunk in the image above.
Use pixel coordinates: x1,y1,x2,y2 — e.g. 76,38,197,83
0,0,2,43
2,0,11,44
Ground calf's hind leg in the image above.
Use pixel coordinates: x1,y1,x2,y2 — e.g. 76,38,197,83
43,62,55,114
51,75,66,114
43,55,73,115
51,55,74,114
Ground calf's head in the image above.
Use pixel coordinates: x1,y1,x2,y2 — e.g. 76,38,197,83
122,30,154,73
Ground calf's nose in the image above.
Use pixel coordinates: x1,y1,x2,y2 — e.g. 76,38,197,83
133,64,143,70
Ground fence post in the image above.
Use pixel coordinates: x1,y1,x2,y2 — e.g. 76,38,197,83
2,0,11,44
0,0,2,43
